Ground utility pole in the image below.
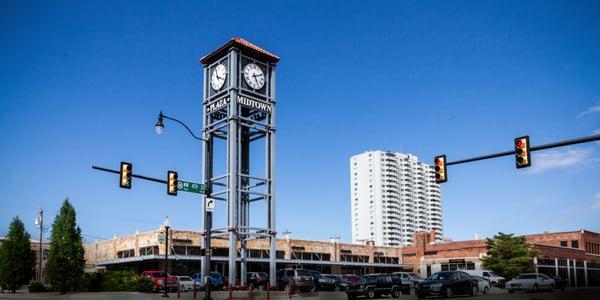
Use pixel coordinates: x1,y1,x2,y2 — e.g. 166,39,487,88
35,209,44,283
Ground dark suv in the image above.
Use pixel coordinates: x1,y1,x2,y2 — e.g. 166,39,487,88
275,269,315,293
308,270,337,291
415,271,478,298
346,274,405,299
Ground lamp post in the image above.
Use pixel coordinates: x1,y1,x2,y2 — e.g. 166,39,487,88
155,111,212,299
162,217,171,298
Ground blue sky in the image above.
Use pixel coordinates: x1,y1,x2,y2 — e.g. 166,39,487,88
1,1,599,244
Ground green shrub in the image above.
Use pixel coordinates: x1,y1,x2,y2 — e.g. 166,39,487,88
78,271,141,292
28,282,47,293
133,276,155,293
79,273,103,292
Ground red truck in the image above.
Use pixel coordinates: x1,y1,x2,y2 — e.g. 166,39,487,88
141,270,179,292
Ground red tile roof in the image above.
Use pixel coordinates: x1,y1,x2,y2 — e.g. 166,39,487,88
200,38,280,64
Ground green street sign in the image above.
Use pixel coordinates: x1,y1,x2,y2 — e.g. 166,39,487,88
177,180,204,194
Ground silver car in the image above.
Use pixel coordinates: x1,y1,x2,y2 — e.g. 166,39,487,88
472,276,490,294
174,275,196,292
394,272,424,288
506,273,555,293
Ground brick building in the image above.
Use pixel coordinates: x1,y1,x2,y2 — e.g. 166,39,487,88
84,229,410,277
84,228,600,287
401,229,600,287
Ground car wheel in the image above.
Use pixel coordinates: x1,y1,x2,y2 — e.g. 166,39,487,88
417,293,426,299
483,286,489,294
549,284,554,292
491,281,497,288
533,284,538,293
366,288,375,299
470,285,477,296
392,287,400,298
444,287,453,298
508,289,514,294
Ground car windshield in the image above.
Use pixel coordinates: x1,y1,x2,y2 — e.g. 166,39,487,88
151,272,166,278
517,274,537,279
209,272,221,278
296,270,311,277
180,277,191,281
489,271,499,277
428,272,452,281
410,273,423,279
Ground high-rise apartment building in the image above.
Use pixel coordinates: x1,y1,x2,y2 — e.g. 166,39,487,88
350,151,443,246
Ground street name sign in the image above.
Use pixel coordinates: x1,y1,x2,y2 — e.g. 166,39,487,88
176,180,204,194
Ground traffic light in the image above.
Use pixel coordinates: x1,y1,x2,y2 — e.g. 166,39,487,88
119,162,132,189
434,155,447,183
514,136,531,168
167,171,178,196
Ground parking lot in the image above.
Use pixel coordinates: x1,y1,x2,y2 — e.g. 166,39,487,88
2,287,600,300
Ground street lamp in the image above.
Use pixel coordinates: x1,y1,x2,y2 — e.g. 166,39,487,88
162,216,171,298
154,111,211,299
155,110,204,141
155,113,164,135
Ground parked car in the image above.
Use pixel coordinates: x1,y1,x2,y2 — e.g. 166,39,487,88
174,276,195,292
141,270,179,293
472,276,490,294
338,274,364,292
346,274,406,299
247,272,268,289
393,271,424,288
191,271,224,290
415,271,478,298
321,274,344,291
308,270,336,291
463,269,506,287
275,269,315,293
551,275,566,291
506,273,555,293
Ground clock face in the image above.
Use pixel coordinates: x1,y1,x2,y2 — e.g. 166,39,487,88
210,64,227,91
243,63,265,90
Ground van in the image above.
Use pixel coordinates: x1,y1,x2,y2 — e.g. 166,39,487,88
462,270,505,287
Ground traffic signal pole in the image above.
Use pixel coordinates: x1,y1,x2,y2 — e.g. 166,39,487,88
445,134,600,166
92,165,168,184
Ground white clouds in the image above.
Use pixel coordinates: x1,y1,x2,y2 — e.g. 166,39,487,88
591,193,600,210
528,149,591,174
578,103,600,117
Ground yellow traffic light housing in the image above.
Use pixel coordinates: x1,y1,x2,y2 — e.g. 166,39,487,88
119,162,132,189
514,136,531,168
167,171,178,196
434,155,447,183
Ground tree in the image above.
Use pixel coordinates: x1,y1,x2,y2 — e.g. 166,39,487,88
482,232,539,280
46,199,85,294
0,216,36,293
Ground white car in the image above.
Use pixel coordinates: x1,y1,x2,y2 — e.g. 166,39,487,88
174,276,196,292
463,269,505,287
472,276,490,294
506,273,555,293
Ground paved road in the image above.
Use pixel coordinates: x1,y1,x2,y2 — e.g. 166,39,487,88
1,288,599,299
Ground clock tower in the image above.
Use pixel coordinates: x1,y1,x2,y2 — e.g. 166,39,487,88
200,38,279,288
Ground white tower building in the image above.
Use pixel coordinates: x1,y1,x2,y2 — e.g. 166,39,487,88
350,151,443,246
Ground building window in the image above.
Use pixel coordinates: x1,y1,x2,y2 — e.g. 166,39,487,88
571,240,579,249
117,249,135,258
560,241,568,247
139,246,159,256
